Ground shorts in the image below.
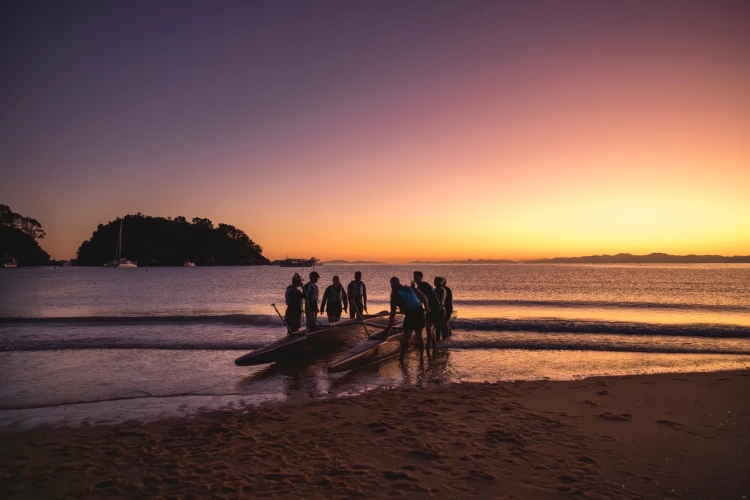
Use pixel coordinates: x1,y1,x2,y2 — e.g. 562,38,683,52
403,307,426,331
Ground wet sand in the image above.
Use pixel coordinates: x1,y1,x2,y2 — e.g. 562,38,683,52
1,370,748,499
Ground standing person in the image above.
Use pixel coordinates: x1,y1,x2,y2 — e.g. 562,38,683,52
320,275,348,323
443,278,453,337
385,277,430,366
433,277,447,342
412,271,439,354
347,271,368,318
303,271,321,326
284,273,306,334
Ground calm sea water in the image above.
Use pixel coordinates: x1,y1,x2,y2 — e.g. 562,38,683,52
1,264,749,429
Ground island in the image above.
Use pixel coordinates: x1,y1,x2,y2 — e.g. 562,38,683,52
0,204,50,267
75,213,269,266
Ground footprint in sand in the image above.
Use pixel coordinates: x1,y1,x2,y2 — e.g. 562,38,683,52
598,412,632,421
655,420,683,429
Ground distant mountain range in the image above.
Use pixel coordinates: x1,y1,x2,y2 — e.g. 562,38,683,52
524,253,750,264
324,260,384,264
409,259,516,264
407,253,750,264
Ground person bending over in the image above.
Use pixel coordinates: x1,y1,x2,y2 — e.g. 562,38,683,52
386,277,430,366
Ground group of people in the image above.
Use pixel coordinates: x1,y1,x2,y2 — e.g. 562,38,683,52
283,270,453,365
384,271,453,365
283,270,369,332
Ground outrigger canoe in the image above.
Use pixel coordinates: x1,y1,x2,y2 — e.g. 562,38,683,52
328,312,457,373
234,311,399,367
327,327,404,372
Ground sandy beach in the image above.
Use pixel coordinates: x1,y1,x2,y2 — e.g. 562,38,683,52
1,370,747,499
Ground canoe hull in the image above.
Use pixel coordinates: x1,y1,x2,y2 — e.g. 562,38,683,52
328,311,457,372
327,329,404,372
234,312,394,367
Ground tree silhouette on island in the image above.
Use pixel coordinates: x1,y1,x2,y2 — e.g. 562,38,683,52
0,204,50,266
75,213,269,266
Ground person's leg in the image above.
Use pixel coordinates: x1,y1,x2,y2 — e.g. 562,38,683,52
400,330,413,366
414,327,425,361
425,319,435,354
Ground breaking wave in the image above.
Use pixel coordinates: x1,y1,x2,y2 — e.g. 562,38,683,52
0,314,281,326
452,318,750,338
453,299,750,312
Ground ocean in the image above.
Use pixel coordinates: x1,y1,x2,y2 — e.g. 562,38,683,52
1,264,749,429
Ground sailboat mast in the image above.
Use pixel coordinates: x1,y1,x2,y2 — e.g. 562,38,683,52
116,219,123,261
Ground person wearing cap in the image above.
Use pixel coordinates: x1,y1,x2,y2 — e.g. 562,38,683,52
284,273,307,334
347,271,368,318
303,271,321,325
385,277,430,366
320,275,348,323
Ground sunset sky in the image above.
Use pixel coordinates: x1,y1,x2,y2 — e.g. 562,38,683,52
2,1,748,261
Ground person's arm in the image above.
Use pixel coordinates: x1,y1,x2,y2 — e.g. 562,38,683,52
342,288,348,312
414,288,430,315
320,287,328,315
386,298,397,335
362,282,368,311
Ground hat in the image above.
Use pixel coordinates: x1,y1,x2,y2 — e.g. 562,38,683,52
292,273,303,283
310,271,320,279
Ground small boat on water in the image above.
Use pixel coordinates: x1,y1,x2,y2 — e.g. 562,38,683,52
1,258,17,269
184,261,196,267
234,311,400,367
328,312,457,372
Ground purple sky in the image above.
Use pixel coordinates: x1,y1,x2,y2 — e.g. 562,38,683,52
2,1,748,260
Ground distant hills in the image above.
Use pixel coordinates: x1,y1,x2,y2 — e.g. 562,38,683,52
407,253,750,264
524,253,750,264
409,259,516,264
324,260,384,264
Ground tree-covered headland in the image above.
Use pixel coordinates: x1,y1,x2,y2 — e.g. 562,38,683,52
0,204,51,266
76,214,269,266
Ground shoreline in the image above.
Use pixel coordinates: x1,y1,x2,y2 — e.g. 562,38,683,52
2,370,748,499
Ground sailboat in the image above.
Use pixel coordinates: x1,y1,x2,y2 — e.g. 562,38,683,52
105,219,137,268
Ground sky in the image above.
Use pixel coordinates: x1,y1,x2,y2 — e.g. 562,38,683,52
1,0,749,261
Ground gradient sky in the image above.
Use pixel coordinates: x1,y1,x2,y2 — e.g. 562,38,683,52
1,1,748,261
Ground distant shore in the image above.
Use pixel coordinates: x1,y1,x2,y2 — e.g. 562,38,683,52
410,253,750,264
2,370,747,499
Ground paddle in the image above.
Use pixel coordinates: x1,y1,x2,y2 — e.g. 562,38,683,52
350,299,371,338
271,303,296,335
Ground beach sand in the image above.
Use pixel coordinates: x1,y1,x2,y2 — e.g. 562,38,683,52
1,370,748,499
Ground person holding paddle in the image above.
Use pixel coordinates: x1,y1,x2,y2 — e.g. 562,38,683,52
284,273,307,334
385,277,430,366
